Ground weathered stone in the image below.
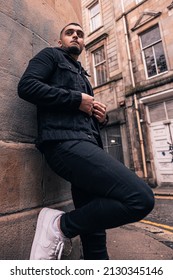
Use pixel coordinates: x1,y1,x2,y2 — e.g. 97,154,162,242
0,141,72,213
0,142,43,213
0,0,82,260
42,160,71,205
0,71,37,142
0,209,36,260
0,11,33,77
32,34,50,57
0,0,82,47
0,203,80,260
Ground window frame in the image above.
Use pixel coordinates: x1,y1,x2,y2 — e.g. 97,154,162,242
136,0,143,4
147,99,173,124
100,125,124,164
92,45,107,86
139,24,168,79
88,1,102,33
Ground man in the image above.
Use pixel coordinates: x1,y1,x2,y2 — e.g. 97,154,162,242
18,23,154,260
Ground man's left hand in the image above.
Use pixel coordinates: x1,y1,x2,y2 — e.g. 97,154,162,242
93,101,107,123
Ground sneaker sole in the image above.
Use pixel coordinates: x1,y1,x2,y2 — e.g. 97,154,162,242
30,208,51,260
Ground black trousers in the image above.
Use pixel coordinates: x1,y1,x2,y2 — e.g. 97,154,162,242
42,140,154,260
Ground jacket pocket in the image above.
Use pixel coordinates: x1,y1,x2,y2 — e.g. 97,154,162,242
49,62,78,89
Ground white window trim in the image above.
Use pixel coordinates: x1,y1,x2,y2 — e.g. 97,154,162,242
140,89,173,105
136,0,143,4
88,0,102,33
140,89,173,125
139,26,168,79
92,46,107,86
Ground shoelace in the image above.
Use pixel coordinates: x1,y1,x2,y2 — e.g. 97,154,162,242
49,239,72,260
48,240,64,260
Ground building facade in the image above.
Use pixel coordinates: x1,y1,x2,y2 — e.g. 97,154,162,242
0,0,82,260
81,0,173,188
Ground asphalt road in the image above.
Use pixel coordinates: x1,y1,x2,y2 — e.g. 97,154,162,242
146,196,173,229
106,195,173,259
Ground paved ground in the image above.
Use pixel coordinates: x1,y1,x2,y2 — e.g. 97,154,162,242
107,186,173,260
107,223,173,260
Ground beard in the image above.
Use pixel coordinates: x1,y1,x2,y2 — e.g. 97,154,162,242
66,46,82,55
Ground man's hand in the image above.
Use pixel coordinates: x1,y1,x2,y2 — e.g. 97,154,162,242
79,94,107,123
79,93,94,116
93,101,107,123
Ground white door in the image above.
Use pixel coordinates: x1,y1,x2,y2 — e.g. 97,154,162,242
147,100,173,186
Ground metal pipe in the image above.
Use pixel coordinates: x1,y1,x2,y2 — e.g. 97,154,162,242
120,0,148,177
134,94,148,177
120,0,135,88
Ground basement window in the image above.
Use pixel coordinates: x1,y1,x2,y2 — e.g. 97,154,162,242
101,125,124,163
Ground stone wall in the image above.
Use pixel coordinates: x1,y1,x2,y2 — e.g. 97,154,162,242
0,0,82,260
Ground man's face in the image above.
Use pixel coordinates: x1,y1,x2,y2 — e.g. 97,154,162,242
58,24,85,56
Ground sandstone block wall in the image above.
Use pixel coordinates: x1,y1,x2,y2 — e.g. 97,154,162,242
0,0,82,260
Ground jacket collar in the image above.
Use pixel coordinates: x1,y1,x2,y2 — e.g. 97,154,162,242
55,47,91,77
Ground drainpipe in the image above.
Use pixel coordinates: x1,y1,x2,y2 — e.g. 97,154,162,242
120,0,148,177
120,0,135,88
134,95,148,177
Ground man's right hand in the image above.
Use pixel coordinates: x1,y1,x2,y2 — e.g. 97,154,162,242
79,93,94,116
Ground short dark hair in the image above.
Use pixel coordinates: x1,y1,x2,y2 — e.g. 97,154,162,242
60,23,83,39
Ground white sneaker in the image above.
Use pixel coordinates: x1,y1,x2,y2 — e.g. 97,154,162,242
30,207,67,260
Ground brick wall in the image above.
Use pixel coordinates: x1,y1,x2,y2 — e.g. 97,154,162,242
0,0,82,260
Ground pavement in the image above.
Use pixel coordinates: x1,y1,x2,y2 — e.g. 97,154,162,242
153,186,173,196
106,186,173,260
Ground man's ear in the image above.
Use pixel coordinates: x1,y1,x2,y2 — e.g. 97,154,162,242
58,40,62,47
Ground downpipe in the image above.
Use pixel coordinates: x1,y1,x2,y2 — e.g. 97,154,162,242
120,0,148,178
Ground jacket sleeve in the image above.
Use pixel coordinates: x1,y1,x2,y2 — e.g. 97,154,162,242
18,47,82,109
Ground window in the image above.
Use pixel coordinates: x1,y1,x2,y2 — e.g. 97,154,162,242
140,25,168,78
93,46,107,86
101,126,124,163
148,99,173,123
136,0,143,4
89,1,101,32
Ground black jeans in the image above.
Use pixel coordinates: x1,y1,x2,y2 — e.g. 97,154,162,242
42,140,154,260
